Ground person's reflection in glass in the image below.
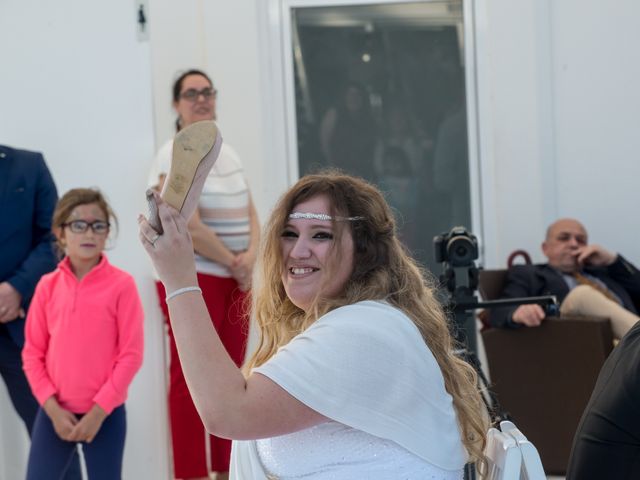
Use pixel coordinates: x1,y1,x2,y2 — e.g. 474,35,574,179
377,146,420,253
373,105,432,180
432,99,469,226
319,82,378,182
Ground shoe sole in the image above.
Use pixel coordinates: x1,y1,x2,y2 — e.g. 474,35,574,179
147,120,222,233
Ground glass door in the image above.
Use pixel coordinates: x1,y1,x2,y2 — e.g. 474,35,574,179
286,0,475,269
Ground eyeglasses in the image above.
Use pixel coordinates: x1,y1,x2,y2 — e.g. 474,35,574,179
179,87,217,102
62,220,110,234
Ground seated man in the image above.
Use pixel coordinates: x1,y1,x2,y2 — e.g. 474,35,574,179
490,218,640,338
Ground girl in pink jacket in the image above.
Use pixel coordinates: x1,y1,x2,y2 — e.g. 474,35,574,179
23,188,144,480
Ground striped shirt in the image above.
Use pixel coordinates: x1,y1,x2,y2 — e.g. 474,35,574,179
148,139,251,277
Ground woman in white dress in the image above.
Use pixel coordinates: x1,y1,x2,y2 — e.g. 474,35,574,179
139,172,488,479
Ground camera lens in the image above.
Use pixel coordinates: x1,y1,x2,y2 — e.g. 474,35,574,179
447,236,476,266
433,226,479,266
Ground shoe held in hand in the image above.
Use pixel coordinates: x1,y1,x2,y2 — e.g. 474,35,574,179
147,120,222,233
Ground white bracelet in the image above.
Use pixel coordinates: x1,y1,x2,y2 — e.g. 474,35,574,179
165,286,202,302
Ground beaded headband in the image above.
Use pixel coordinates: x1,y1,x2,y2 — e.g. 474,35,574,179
288,212,365,222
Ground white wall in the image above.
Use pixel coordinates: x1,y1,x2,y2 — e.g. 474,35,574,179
476,0,640,266
148,0,285,223
0,0,169,478
474,0,556,266
551,0,640,263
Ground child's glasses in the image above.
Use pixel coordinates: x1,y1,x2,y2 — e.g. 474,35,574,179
62,220,110,234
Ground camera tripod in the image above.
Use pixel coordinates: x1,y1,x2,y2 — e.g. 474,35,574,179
433,225,558,478
445,289,557,480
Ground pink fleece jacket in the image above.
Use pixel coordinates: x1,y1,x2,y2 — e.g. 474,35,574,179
22,255,144,414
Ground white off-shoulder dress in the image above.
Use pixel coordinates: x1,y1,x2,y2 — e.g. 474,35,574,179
231,301,467,479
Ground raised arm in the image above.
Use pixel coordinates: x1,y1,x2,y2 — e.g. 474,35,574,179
138,198,325,439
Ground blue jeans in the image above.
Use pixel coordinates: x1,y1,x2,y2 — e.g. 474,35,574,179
26,404,126,480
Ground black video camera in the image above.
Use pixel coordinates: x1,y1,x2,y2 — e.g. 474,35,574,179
433,226,481,359
433,226,479,267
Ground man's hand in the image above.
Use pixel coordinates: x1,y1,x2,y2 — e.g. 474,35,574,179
0,282,23,323
44,397,78,441
512,304,546,327
576,245,617,268
68,404,107,443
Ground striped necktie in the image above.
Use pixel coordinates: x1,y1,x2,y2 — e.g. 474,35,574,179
572,272,621,304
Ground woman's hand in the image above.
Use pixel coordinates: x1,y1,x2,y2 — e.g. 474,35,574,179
231,198,260,292
139,194,198,292
230,249,256,292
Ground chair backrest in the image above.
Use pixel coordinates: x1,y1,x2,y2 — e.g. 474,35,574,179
480,248,532,302
484,427,522,480
500,421,546,480
477,269,508,329
478,269,508,301
482,317,613,474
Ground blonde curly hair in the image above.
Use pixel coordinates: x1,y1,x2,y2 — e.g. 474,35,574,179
245,171,488,464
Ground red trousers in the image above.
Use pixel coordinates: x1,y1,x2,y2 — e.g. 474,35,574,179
156,273,248,477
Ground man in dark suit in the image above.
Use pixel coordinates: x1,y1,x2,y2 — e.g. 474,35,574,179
0,145,80,478
490,218,640,338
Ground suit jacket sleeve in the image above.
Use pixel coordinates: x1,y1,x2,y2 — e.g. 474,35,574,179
6,155,58,308
489,266,535,329
605,255,640,312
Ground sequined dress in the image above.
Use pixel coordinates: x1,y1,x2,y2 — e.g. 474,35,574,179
256,421,463,479
230,301,468,479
